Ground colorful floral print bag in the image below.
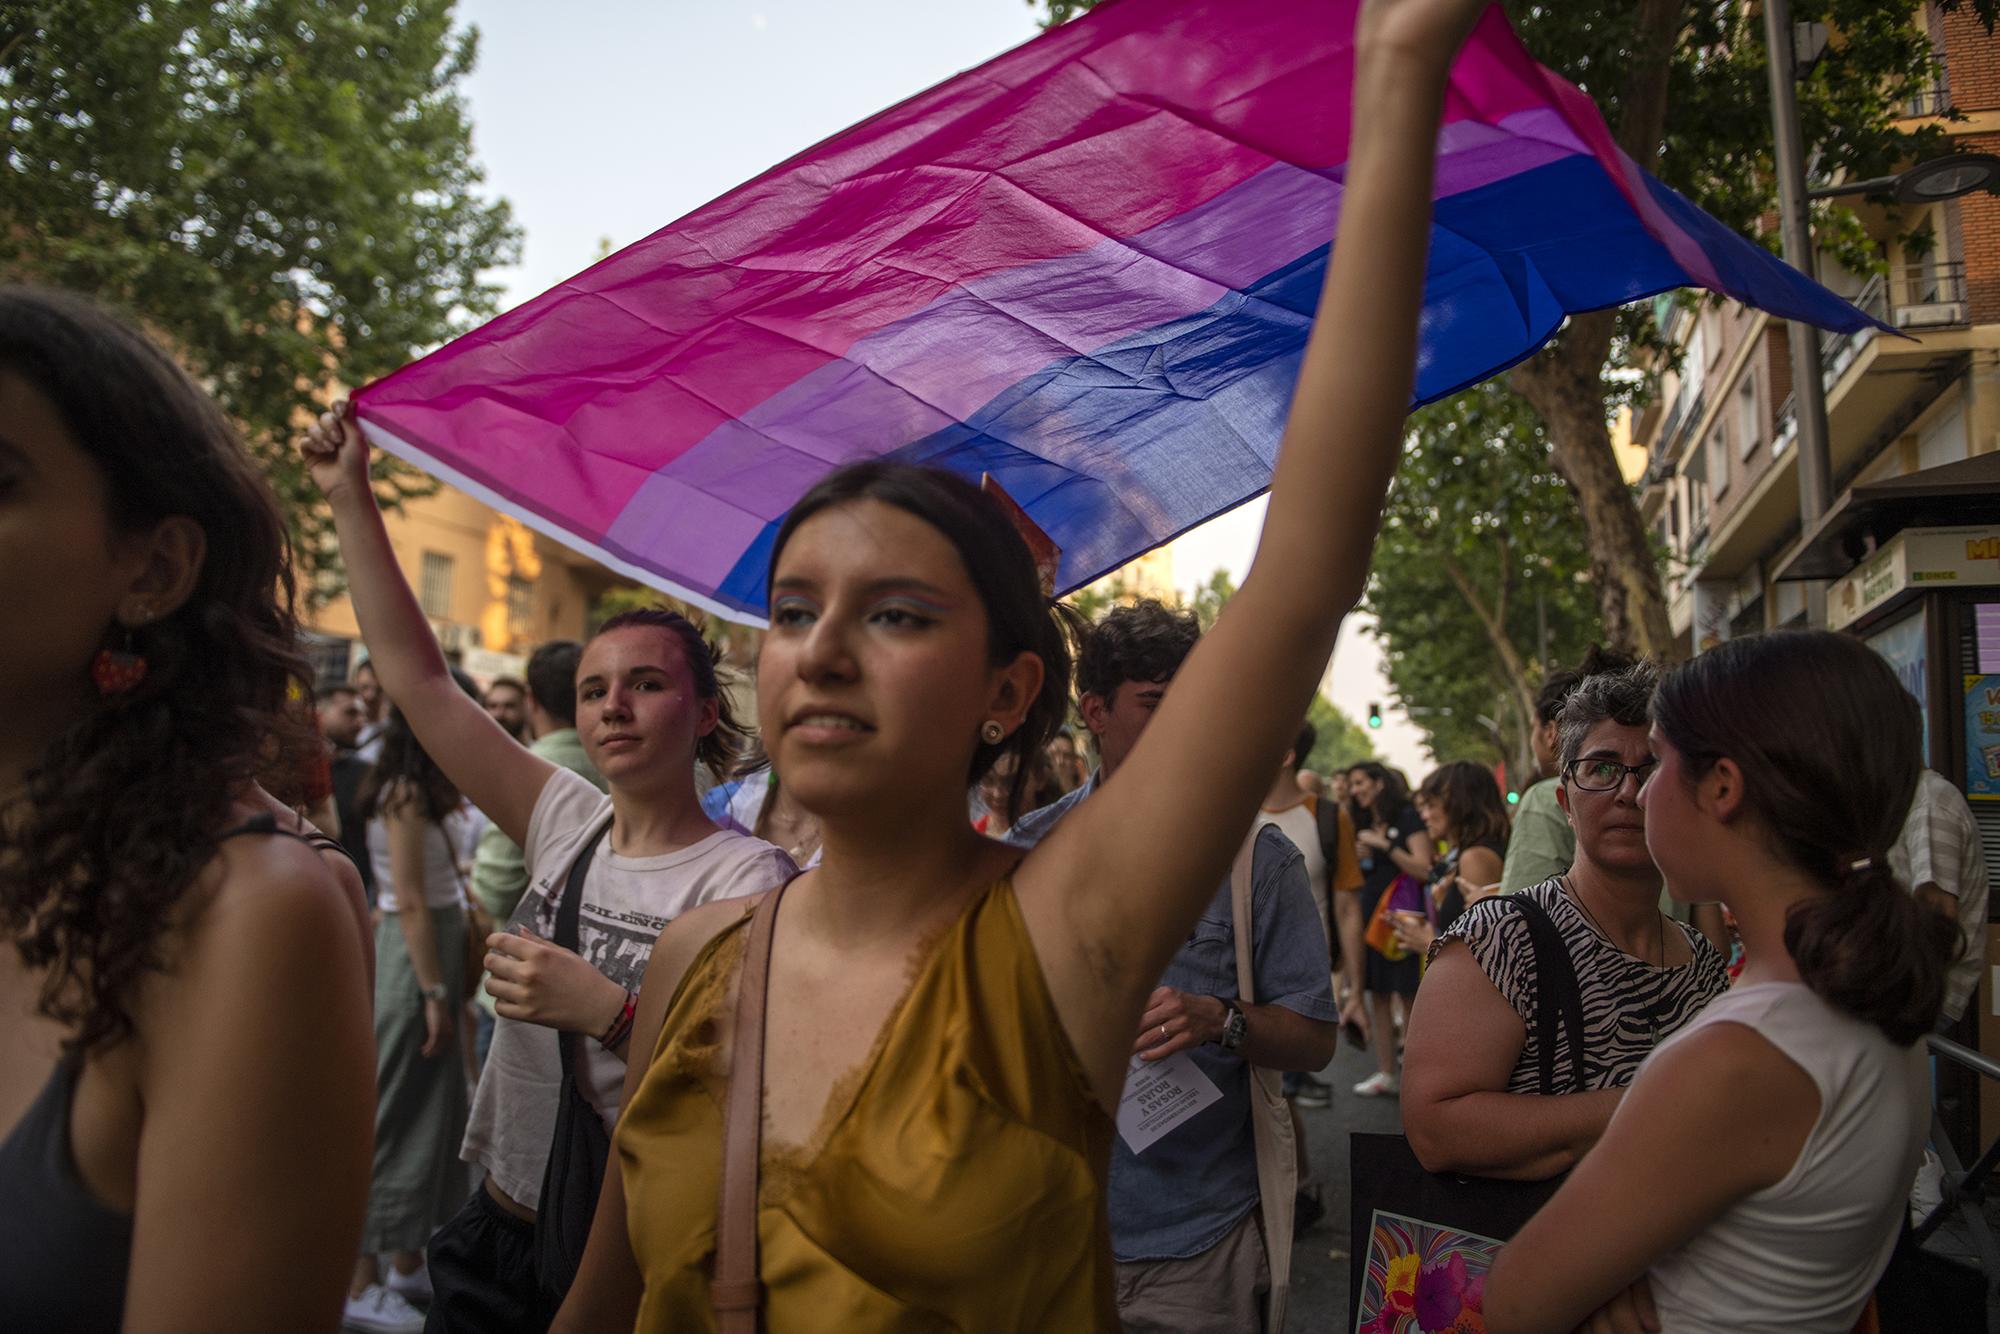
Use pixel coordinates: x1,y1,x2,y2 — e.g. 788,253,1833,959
1347,895,1585,1334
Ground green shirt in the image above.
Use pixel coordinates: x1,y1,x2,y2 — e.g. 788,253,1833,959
469,728,605,921
1500,776,1573,893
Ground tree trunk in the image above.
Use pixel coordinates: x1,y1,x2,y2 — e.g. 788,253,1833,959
1511,329,1677,659
1506,0,1686,661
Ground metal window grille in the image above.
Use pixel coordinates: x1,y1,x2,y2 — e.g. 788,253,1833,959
419,551,453,618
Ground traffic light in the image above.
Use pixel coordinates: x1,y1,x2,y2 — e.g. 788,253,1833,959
1507,790,1520,805
1367,701,1382,730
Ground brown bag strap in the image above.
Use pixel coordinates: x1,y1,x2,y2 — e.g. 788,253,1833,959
713,881,789,1332
1230,827,1259,1003
1232,824,1296,1332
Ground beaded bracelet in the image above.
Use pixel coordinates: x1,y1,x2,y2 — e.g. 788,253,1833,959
599,989,638,1050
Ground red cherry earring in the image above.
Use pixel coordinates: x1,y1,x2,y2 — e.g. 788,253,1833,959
92,614,149,696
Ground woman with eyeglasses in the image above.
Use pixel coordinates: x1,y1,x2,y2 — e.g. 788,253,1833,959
1398,659,1728,1180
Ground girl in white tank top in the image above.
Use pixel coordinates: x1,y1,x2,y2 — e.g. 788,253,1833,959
1483,631,1958,1332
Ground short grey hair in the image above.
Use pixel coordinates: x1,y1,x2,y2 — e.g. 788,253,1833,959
1557,660,1661,773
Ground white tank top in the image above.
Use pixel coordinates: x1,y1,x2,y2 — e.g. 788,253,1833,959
367,809,469,912
1646,982,1929,1332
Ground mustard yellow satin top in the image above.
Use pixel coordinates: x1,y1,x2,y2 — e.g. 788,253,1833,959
617,877,1119,1332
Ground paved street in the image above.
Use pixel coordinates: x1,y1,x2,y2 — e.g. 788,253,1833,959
1286,1035,1405,1333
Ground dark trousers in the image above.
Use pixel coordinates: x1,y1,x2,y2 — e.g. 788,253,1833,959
425,1184,556,1333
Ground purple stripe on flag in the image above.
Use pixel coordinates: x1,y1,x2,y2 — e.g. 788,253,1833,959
605,110,1589,556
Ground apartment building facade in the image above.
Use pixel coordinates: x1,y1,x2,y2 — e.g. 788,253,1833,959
1632,2,1999,1146
301,482,653,690
1638,2,1998,655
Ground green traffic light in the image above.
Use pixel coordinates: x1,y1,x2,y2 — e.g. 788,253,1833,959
1506,790,1520,805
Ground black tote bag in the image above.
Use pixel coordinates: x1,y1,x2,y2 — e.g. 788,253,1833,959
1347,895,1586,1330
532,818,613,1306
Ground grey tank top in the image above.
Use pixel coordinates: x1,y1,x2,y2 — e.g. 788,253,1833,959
0,1052,134,1331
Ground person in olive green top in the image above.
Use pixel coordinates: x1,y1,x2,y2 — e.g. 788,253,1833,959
1499,657,1597,893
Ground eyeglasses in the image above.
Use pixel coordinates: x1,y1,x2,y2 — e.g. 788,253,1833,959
1564,758,1658,792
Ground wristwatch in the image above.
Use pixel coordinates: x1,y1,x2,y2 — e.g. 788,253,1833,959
420,982,450,1003
1217,999,1248,1052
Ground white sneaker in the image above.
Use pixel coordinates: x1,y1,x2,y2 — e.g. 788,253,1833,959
385,1261,432,1306
343,1284,425,1333
1353,1072,1400,1097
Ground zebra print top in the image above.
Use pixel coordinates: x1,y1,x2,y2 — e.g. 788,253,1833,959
1433,878,1730,1094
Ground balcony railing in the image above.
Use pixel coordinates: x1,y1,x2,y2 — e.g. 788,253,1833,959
1894,260,1969,328
1900,81,1951,119
1772,261,1970,453
1655,384,1707,465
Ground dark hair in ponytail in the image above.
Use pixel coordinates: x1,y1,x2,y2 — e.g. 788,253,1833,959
1652,630,1959,1045
768,461,1079,817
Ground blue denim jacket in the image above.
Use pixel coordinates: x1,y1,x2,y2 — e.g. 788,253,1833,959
1006,777,1338,1260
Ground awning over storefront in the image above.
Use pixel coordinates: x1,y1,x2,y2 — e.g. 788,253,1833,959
1777,451,2000,583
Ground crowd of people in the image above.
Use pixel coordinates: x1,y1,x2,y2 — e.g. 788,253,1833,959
0,3,1978,1330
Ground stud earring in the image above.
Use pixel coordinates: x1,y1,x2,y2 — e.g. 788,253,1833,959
980,720,1005,745
92,609,150,696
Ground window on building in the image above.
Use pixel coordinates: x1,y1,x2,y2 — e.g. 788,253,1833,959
419,551,454,618
1682,326,1706,404
507,576,534,639
1736,375,1760,457
300,632,357,693
1706,425,1729,498
1684,449,1710,545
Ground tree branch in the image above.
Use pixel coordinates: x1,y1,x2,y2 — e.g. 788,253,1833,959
1439,552,1539,756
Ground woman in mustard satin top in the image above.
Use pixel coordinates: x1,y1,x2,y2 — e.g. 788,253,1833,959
554,3,1495,1328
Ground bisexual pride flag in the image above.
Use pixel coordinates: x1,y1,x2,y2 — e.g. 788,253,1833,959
353,0,1871,624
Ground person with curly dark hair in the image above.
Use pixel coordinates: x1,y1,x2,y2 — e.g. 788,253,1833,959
0,286,374,1332
343,670,484,1332
300,413,795,1330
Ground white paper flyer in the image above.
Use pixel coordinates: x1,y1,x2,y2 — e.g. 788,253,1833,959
1115,1051,1224,1155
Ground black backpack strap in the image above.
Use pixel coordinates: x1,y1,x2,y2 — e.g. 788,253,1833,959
1505,894,1589,1096
553,817,615,1071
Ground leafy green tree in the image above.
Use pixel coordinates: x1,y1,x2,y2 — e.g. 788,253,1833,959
1362,384,1603,775
0,0,519,603
1305,691,1376,776
1184,566,1237,634
1029,0,1994,655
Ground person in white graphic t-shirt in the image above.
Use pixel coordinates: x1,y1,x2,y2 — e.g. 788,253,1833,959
302,411,795,1333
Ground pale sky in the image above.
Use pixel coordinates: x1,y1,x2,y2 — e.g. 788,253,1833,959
453,0,1431,775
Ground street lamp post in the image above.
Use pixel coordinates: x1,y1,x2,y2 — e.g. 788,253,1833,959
1762,0,1834,626
1761,2,2000,628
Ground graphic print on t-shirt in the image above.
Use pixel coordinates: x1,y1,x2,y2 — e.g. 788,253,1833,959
509,876,670,994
